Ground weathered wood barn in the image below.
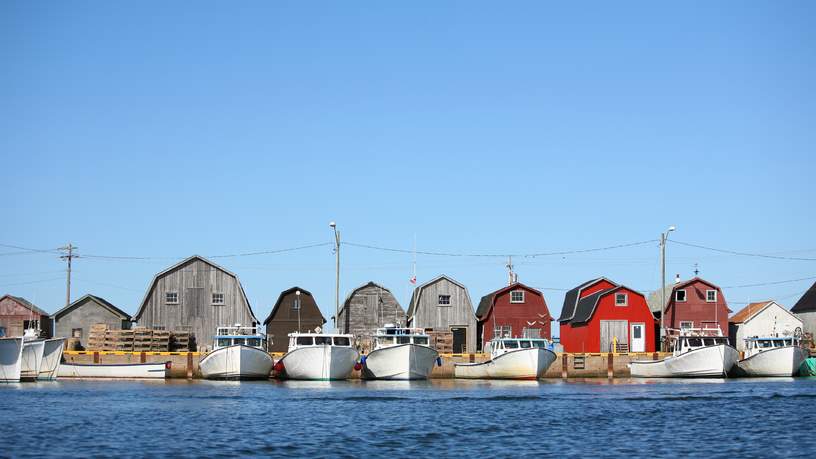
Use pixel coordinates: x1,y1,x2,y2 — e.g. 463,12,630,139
559,278,657,353
663,277,730,335
53,294,131,348
407,275,477,353
263,287,325,352
791,281,816,338
476,282,552,351
0,294,52,338
729,300,803,351
133,255,258,352
337,281,405,351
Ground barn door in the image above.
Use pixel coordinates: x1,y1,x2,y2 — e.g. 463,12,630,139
600,320,628,352
451,327,467,354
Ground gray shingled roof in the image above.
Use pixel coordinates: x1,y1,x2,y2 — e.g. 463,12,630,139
558,278,616,322
53,294,131,321
792,281,816,313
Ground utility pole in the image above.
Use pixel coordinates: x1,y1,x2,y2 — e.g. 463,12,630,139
59,243,79,308
330,222,340,333
659,226,675,351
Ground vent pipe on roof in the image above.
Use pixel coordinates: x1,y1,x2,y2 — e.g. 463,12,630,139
675,274,681,284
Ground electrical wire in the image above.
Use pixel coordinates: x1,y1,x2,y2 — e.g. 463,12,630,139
342,239,658,258
721,275,816,289
669,240,816,261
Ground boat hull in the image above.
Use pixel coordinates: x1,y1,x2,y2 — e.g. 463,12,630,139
629,358,673,378
0,337,24,383
455,348,557,379
278,346,359,380
58,362,168,379
665,344,738,377
38,338,66,381
363,344,438,380
199,345,273,380
737,346,806,377
21,339,45,381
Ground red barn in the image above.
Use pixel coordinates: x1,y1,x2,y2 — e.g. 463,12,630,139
0,294,52,338
558,278,656,353
476,282,552,351
663,277,729,334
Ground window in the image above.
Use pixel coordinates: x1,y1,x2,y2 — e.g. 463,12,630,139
504,340,519,349
510,291,525,303
519,340,532,349
297,336,314,346
217,338,231,347
72,328,82,338
212,293,225,305
615,293,628,306
315,336,332,345
675,290,687,302
246,338,261,347
438,295,451,305
166,292,179,304
494,325,512,338
688,338,702,347
706,290,717,303
23,319,39,330
680,321,693,330
333,336,350,346
414,336,429,345
233,338,246,346
532,340,548,348
397,336,411,344
522,328,541,339
633,327,642,339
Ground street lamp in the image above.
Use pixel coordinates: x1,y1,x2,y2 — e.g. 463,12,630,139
330,221,340,333
660,225,676,350
295,289,301,333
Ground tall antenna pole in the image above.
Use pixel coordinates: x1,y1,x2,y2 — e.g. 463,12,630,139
59,243,78,308
660,226,676,351
506,256,515,286
330,222,340,332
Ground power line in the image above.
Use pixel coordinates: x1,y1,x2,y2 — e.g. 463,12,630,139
0,276,65,288
0,243,61,254
342,239,658,258
79,242,333,261
721,275,816,289
669,240,816,261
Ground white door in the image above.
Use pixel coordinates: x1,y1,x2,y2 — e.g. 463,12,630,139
630,323,645,352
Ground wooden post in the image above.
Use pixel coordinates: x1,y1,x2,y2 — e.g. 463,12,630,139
469,353,475,363
652,352,658,360
186,352,193,379
607,352,614,379
140,351,146,363
93,351,99,364
561,353,568,379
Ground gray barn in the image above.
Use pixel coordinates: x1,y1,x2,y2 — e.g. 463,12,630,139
53,294,131,347
407,275,477,353
133,255,258,351
337,282,405,351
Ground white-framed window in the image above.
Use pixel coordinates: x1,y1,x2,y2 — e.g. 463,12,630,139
494,325,512,338
24,319,39,330
615,293,628,306
522,327,541,338
72,328,82,338
510,290,525,303
166,292,179,304
212,293,225,305
438,295,451,305
706,290,717,303
680,321,693,330
675,289,687,302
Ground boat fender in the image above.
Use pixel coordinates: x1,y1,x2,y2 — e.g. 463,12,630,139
436,357,442,367
273,361,285,373
354,362,362,371
360,355,367,366
165,361,172,370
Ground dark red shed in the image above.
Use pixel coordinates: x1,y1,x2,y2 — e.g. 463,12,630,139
663,277,730,335
476,282,552,351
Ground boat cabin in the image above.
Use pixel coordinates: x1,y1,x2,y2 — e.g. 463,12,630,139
485,338,552,356
213,325,267,351
372,326,430,348
287,333,354,350
743,336,799,356
668,328,729,355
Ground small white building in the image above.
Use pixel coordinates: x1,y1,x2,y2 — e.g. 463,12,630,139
729,300,803,351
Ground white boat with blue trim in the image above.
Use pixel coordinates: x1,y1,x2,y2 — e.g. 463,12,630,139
0,337,25,383
199,325,274,380
736,336,806,377
362,325,439,380
630,328,738,378
274,331,359,380
455,337,557,379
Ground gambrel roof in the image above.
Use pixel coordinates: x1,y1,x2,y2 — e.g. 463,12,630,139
406,274,472,318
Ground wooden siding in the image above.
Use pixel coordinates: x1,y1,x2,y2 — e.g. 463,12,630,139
0,295,51,338
55,297,129,347
135,257,256,352
408,277,477,353
337,282,405,347
264,288,325,352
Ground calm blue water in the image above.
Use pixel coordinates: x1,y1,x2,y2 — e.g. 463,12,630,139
1,378,814,458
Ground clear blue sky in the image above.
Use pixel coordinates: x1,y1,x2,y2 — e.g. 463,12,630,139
2,2,814,334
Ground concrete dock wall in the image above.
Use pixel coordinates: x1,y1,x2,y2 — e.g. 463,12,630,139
63,351,672,379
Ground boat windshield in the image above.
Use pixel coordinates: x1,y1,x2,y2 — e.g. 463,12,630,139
314,336,332,345
532,340,548,348
246,338,260,347
379,336,395,345
519,340,531,348
759,340,773,348
397,336,411,344
503,340,519,349
297,336,314,346
414,336,429,345
334,336,350,346
233,338,245,345
217,338,231,347
687,338,703,347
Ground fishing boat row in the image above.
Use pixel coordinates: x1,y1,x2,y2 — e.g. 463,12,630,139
0,330,65,383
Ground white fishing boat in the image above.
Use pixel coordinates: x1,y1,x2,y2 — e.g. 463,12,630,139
736,336,806,377
630,328,738,378
38,338,66,381
199,325,274,380
21,331,46,381
362,325,439,380
454,337,557,380
58,361,169,379
0,337,25,383
274,331,359,380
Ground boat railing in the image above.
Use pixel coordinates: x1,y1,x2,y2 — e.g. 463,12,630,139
374,327,427,336
666,327,724,337
215,326,263,337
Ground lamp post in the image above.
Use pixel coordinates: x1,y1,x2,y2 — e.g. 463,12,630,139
660,225,676,351
295,289,301,333
330,221,340,333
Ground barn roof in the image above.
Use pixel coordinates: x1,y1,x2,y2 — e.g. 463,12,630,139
791,281,816,313
134,255,257,322
337,281,400,317
475,282,545,319
407,274,471,318
263,286,325,325
567,286,650,325
0,294,50,316
730,300,800,324
557,278,617,323
53,294,131,321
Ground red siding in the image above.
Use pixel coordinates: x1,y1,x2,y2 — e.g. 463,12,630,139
0,296,47,337
479,284,552,347
579,279,617,299
560,286,657,353
664,279,729,334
